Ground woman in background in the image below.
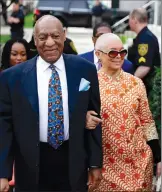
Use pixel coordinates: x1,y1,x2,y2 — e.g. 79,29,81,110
0,38,30,191
1,38,30,70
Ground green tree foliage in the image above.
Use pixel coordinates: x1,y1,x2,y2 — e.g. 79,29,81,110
148,67,161,141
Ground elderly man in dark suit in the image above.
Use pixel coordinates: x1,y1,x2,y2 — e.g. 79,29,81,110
0,15,102,192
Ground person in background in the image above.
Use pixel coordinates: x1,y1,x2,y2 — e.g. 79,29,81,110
86,33,161,191
28,35,38,58
91,0,104,28
0,38,30,191
18,0,25,15
18,0,24,11
1,38,30,70
7,1,24,39
80,22,134,74
128,8,161,95
63,27,78,55
0,0,17,26
0,15,102,192
0,0,8,25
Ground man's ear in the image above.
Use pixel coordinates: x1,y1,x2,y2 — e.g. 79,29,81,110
33,34,37,46
63,29,67,42
133,17,138,25
92,36,96,45
95,50,100,58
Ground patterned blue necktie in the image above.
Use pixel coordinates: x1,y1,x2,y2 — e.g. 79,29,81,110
48,64,64,149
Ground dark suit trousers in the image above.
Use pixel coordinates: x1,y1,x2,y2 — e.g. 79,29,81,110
39,141,71,191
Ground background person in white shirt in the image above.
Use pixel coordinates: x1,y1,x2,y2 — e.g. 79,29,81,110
0,15,102,192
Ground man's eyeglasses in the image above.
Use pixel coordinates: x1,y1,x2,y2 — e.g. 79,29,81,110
99,49,127,58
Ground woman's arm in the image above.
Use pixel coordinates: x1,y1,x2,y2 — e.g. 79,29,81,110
138,79,161,164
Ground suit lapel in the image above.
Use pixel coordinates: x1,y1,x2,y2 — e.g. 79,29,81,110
89,50,94,63
21,56,39,117
21,55,81,119
63,54,81,118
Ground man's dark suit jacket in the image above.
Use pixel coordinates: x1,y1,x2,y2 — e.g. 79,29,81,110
79,50,134,74
0,54,102,191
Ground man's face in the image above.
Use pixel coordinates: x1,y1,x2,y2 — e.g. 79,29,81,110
34,19,66,64
92,26,112,45
96,0,100,6
12,3,19,12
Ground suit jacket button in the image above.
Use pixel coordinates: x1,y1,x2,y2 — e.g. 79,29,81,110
37,143,39,147
36,164,39,167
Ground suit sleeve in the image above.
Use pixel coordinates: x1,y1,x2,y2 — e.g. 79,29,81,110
0,72,14,179
123,59,134,74
86,66,103,168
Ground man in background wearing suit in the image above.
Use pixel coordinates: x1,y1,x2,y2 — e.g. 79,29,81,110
0,15,102,192
80,22,133,73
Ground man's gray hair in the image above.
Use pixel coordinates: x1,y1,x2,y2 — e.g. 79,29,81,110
130,8,148,23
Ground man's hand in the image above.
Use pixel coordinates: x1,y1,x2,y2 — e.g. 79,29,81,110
7,17,20,24
7,17,13,23
134,66,150,79
86,111,102,129
0,178,9,192
13,18,20,23
156,162,161,178
87,168,102,190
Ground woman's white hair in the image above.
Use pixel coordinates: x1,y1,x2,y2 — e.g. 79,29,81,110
95,33,122,51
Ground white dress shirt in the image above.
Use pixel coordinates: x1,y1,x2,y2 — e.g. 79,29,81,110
93,50,99,70
37,56,69,142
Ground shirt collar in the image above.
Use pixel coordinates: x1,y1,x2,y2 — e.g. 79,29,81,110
93,50,98,64
136,26,148,40
37,55,64,72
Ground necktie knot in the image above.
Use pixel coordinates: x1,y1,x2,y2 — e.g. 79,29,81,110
49,64,56,71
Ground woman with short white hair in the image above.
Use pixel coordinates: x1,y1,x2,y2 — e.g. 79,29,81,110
87,33,161,191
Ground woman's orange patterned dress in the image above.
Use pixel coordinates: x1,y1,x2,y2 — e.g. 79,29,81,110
94,70,159,191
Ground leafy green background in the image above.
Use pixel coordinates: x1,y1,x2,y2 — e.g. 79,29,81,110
148,67,161,141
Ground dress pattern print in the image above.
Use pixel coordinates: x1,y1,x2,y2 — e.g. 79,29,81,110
92,70,158,191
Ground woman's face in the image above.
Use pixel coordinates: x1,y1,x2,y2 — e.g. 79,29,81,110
10,42,27,66
101,47,126,70
96,38,126,71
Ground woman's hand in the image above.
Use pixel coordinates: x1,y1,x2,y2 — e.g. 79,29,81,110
86,111,102,129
